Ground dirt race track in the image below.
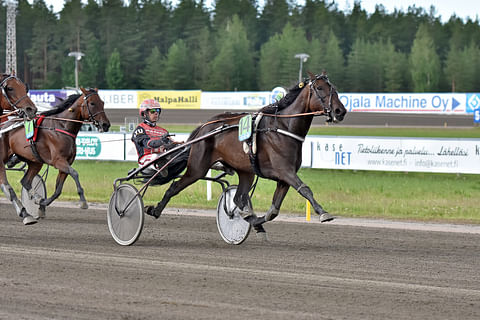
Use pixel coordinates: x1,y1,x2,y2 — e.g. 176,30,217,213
1,201,479,320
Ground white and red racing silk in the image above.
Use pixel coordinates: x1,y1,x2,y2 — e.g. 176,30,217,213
131,122,169,164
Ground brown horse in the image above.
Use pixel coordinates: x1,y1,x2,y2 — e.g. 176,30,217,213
0,72,37,121
0,87,110,224
147,72,347,236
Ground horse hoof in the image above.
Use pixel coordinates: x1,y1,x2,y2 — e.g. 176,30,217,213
23,216,38,225
256,231,269,242
319,213,334,223
145,206,161,219
80,202,88,209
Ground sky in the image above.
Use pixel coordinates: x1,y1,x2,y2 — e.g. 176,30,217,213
36,0,478,23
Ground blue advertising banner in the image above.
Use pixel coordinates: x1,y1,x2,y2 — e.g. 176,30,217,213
28,90,67,110
338,93,470,114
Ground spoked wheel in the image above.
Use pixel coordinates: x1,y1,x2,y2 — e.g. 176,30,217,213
107,183,144,246
21,174,47,219
216,185,251,245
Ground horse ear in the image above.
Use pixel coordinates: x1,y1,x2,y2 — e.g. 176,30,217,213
80,87,87,94
321,70,327,76
307,71,315,80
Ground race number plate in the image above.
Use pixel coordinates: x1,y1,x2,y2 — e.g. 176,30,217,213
238,114,252,141
25,120,34,139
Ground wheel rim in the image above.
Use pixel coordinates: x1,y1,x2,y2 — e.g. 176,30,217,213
107,184,144,246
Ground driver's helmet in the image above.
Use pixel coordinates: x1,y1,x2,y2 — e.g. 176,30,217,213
139,99,161,118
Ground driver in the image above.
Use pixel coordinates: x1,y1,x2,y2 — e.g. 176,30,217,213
131,98,187,179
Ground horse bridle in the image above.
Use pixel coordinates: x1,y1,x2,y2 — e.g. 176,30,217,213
0,75,31,115
82,90,106,127
309,74,336,121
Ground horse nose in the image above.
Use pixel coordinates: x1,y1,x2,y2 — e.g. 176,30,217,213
334,107,346,121
102,122,110,132
25,106,37,120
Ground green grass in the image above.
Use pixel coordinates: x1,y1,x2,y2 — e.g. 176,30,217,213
5,161,480,223
109,124,480,138
5,126,479,223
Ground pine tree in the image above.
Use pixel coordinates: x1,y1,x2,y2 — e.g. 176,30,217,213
26,1,58,88
321,30,345,89
258,23,309,90
383,39,407,92
140,46,165,89
106,48,125,89
80,32,103,88
163,40,192,90
409,24,441,92
208,15,256,91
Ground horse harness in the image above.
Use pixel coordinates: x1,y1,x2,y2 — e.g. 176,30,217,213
242,75,334,177
27,91,102,163
0,75,30,114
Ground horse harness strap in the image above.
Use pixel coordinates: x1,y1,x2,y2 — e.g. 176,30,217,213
242,113,307,177
1,75,30,109
242,114,265,178
27,115,77,163
32,115,77,140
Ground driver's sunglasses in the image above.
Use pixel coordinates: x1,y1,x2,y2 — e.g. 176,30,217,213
148,109,160,114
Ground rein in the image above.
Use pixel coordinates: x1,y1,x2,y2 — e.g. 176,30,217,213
27,91,104,140
200,110,325,129
0,109,18,120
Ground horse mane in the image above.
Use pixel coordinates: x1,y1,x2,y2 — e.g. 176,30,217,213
40,94,81,116
258,82,304,114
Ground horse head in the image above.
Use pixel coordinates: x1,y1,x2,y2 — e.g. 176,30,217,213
0,72,37,120
79,87,111,132
307,71,346,123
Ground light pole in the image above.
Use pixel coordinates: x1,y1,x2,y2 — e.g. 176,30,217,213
294,53,310,82
68,51,84,89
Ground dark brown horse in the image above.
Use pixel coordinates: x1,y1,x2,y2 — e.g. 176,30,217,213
0,72,37,121
147,72,346,236
0,88,110,225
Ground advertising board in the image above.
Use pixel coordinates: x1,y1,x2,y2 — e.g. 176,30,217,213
311,136,480,174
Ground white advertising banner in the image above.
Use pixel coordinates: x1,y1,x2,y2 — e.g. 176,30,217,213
76,133,125,161
98,90,137,109
339,93,469,114
201,92,271,110
311,136,480,174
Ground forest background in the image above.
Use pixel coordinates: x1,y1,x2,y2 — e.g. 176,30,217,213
1,0,479,93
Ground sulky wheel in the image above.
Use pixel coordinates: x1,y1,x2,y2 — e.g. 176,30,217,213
21,174,47,219
216,185,251,245
107,183,144,246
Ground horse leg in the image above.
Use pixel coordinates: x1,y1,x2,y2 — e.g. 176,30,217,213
286,174,333,222
149,166,208,218
0,164,37,225
41,165,88,209
233,172,255,218
67,166,89,209
245,181,290,238
20,163,46,219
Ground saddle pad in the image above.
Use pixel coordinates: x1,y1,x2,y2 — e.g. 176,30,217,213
24,120,34,139
238,114,252,141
